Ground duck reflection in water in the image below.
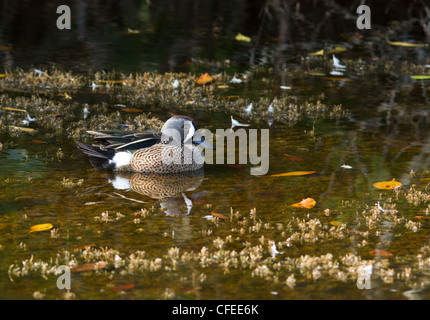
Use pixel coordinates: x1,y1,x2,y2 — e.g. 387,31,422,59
108,169,206,215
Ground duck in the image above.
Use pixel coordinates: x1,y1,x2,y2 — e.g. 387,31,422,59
76,115,214,173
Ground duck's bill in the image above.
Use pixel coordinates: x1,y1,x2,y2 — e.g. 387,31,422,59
194,137,215,150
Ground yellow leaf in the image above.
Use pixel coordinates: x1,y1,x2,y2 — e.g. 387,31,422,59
327,46,347,54
4,107,27,112
290,198,316,209
372,178,402,189
330,221,343,227
308,49,324,56
217,85,230,89
387,39,428,47
235,33,251,42
271,171,315,177
0,74,5,78
196,73,213,85
9,126,37,133
29,223,53,233
64,93,72,99
410,75,430,80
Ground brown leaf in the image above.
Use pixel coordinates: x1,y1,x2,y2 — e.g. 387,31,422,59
112,284,135,292
71,261,106,272
284,154,304,162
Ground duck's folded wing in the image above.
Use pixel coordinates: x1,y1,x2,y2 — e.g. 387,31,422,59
86,130,162,151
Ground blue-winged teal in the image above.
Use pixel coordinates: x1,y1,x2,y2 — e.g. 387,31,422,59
76,115,214,173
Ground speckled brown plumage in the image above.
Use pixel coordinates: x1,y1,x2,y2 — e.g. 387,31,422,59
130,143,205,173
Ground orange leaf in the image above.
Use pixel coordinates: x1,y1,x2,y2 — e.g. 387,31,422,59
196,73,213,85
271,171,315,177
29,223,53,233
112,283,135,292
369,249,393,258
290,198,316,209
372,178,402,189
284,154,304,162
211,212,230,221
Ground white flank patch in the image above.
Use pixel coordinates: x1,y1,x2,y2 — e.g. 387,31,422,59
109,151,132,169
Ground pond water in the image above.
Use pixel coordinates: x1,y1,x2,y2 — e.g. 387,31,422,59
1,1,430,300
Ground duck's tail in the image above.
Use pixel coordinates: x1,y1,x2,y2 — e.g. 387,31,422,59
76,142,116,170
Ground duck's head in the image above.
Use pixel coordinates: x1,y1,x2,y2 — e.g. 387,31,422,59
161,116,215,150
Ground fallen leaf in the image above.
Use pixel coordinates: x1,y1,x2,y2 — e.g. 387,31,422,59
284,154,304,162
221,95,240,99
0,46,12,51
112,284,135,292
324,77,353,81
327,46,347,54
9,126,37,133
71,261,107,273
235,33,251,42
29,140,47,144
271,171,315,177
369,249,393,258
372,178,402,189
196,73,213,85
308,49,324,56
121,108,142,113
211,212,230,221
290,198,316,209
29,223,53,233
387,39,427,47
0,74,5,78
4,107,27,112
217,85,230,89
330,221,343,227
410,75,430,80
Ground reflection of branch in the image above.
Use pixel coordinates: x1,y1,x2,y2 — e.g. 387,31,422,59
418,0,430,42
269,0,292,72
111,192,147,204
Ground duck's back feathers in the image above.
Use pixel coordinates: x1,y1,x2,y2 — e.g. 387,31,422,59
87,130,162,152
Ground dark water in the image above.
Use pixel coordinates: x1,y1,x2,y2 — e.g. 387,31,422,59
1,1,430,300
